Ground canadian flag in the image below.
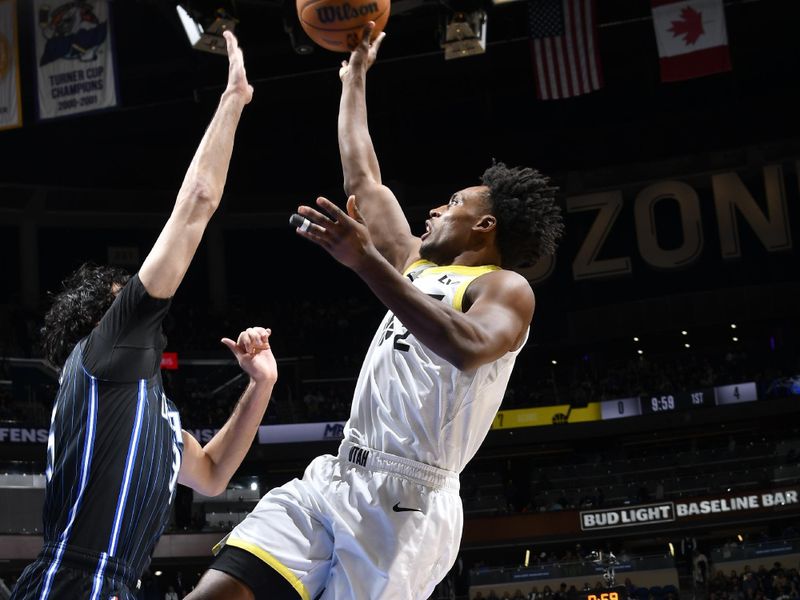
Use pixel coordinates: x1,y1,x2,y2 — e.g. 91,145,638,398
651,0,732,82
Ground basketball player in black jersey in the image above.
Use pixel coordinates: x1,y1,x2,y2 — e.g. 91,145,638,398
10,31,273,600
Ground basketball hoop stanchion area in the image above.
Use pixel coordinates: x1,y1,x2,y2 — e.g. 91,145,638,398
581,551,628,600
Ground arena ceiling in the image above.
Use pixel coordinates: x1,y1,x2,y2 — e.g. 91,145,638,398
0,0,798,212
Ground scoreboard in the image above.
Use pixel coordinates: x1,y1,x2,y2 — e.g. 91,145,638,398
490,380,761,431
601,382,757,420
641,388,713,414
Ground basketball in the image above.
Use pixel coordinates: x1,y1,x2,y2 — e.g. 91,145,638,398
297,0,390,53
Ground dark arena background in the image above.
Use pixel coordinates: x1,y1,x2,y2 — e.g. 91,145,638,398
0,0,799,598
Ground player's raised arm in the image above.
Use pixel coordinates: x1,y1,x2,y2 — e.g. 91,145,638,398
338,22,421,273
178,327,277,496
139,31,253,299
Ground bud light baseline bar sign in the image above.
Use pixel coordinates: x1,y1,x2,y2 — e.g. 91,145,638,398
32,0,118,120
581,489,800,531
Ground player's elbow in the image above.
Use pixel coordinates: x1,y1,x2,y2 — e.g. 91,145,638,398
196,474,228,498
206,482,229,498
442,342,479,372
342,177,360,198
343,171,377,198
186,455,230,497
449,352,482,372
447,331,496,371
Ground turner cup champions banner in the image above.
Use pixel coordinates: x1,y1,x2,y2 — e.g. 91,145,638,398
0,0,21,130
33,0,118,120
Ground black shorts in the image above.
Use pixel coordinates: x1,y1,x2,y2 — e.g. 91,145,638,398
10,559,136,600
211,545,303,600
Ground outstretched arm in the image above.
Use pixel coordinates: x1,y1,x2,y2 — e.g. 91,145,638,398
338,23,420,272
178,327,276,497
296,197,534,370
139,31,253,299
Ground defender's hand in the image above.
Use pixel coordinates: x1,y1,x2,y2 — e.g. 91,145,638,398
339,22,386,81
295,196,380,272
223,31,253,104
221,327,277,384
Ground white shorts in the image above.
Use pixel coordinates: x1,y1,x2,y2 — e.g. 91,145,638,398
214,440,463,600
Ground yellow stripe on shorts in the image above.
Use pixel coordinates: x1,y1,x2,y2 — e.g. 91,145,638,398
223,538,311,600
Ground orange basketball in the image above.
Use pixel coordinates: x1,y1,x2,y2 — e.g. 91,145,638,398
297,0,390,53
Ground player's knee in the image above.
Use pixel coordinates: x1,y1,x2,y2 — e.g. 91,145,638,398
185,569,255,600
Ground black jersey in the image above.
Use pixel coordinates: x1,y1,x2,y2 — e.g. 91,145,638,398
12,275,184,599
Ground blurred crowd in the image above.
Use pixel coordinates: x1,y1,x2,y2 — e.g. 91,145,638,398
707,562,800,600
0,293,798,429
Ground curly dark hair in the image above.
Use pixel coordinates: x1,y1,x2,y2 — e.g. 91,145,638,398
481,161,565,268
41,263,130,366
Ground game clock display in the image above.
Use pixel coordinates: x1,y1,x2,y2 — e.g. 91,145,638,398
641,388,713,414
579,587,628,600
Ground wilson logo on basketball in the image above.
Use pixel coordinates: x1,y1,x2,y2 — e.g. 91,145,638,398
316,2,379,23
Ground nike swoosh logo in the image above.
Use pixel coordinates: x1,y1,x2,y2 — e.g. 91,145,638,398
392,502,422,513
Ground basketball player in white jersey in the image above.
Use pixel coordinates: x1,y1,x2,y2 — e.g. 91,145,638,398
186,23,564,600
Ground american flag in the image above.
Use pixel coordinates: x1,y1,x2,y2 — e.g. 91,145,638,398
529,0,604,100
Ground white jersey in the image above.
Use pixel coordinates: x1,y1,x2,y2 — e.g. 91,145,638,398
344,260,528,473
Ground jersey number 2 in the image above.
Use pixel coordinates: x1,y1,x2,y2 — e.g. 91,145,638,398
383,293,446,353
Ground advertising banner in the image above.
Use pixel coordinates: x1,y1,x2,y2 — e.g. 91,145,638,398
0,0,21,130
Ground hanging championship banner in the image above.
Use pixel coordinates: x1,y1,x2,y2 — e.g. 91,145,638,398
33,0,118,120
0,0,21,130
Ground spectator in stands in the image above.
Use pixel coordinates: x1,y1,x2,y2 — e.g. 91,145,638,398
780,525,798,538
787,578,799,600
556,582,568,600
742,570,758,596
727,570,741,596
174,572,186,598
567,585,578,600
722,539,738,559
624,578,636,597
139,570,161,600
757,566,771,594
303,387,323,420
710,570,727,595
637,485,650,503
694,550,709,588
655,480,665,500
